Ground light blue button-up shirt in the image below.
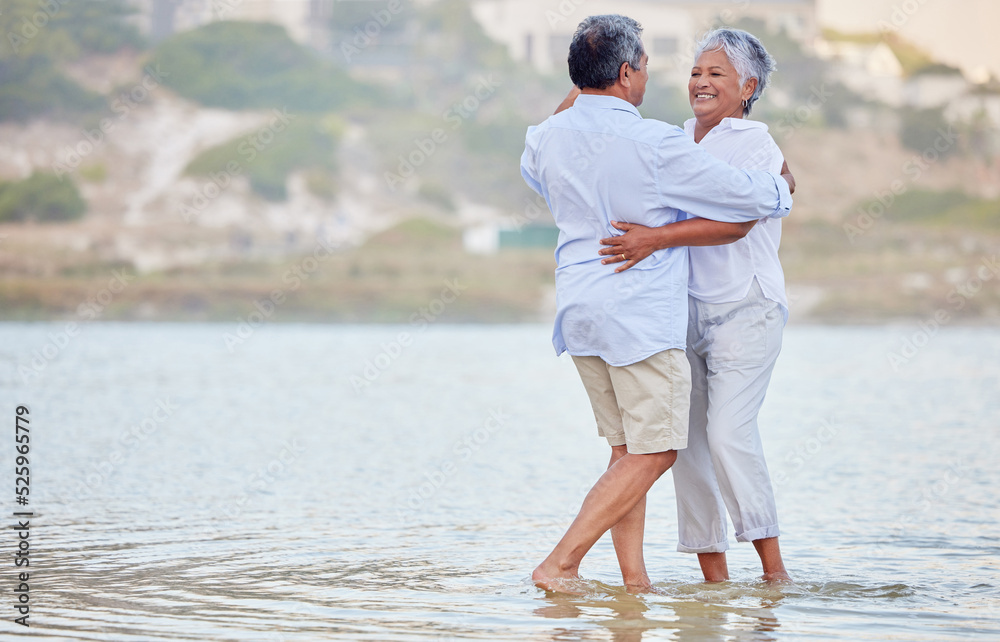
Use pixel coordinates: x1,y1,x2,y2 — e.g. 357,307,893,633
520,94,792,366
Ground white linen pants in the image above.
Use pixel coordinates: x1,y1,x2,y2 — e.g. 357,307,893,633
672,278,783,553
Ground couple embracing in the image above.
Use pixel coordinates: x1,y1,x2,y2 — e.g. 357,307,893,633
521,15,794,591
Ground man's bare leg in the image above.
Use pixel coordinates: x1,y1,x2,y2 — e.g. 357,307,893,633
696,552,729,582
532,450,677,591
607,445,652,592
753,537,791,582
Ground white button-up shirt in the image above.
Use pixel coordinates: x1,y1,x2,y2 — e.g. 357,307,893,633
521,95,791,366
685,117,788,317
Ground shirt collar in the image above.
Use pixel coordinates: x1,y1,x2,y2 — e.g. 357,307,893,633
574,94,642,119
683,117,769,135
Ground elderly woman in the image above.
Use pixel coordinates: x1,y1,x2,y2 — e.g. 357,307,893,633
597,28,792,583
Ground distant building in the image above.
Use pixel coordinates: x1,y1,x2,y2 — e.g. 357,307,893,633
470,0,819,87
946,91,1000,132
128,0,336,47
904,67,970,111
463,222,559,255
815,40,904,106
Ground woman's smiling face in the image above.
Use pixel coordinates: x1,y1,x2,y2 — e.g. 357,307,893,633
689,48,754,126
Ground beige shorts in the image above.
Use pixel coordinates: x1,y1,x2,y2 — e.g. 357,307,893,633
571,349,691,454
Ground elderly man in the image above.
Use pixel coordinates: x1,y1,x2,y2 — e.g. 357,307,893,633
520,14,792,592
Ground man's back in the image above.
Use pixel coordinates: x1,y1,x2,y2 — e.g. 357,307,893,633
523,96,692,366
524,95,687,271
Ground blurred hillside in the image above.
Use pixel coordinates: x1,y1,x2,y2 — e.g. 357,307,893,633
1,0,999,324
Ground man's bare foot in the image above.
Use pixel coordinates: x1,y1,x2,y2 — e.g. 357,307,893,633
532,561,582,593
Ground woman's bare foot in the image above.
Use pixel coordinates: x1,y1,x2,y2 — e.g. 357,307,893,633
697,552,730,583
753,537,790,584
761,570,792,583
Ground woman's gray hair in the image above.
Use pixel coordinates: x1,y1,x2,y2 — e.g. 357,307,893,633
568,15,645,91
694,28,775,116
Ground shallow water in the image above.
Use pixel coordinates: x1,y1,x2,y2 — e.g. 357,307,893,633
3,323,999,640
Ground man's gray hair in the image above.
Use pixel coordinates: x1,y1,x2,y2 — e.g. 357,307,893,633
694,28,775,116
568,15,645,91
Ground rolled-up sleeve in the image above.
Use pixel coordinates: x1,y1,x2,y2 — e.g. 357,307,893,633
520,126,543,196
764,170,792,219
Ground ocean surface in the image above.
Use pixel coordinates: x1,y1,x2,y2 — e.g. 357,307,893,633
2,322,998,640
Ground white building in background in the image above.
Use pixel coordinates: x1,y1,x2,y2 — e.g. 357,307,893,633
904,70,972,111
470,0,818,87
815,40,905,107
128,0,336,46
946,92,1000,131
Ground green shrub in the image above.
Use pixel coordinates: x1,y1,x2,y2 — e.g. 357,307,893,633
78,163,108,183
0,0,143,60
883,189,971,221
0,173,86,222
185,116,341,201
418,181,455,211
153,21,380,112
461,116,531,159
0,0,143,123
0,57,105,123
900,107,955,155
946,197,1000,228
856,189,1000,229
304,170,337,200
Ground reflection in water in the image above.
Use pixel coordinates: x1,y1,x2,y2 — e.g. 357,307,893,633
534,584,652,641
534,580,782,642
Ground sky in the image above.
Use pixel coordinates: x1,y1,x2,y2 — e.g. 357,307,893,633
816,0,1000,81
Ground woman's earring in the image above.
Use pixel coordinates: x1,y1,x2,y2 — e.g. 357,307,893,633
742,99,749,110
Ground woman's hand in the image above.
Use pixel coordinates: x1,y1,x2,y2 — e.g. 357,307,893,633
554,86,582,114
780,160,795,195
599,217,758,272
599,221,663,272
